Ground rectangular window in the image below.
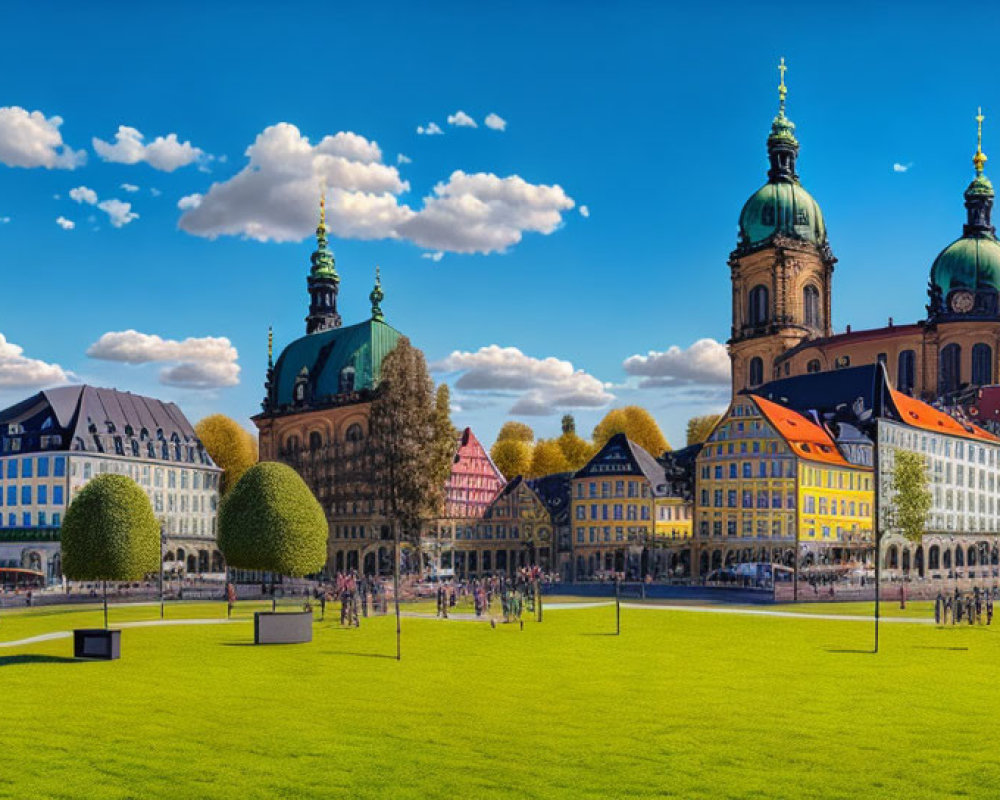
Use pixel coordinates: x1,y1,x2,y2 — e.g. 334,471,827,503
37,485,47,505
729,463,737,478
715,465,723,480
21,458,32,478
772,492,782,509
589,481,597,498
713,490,723,508
21,486,31,505
54,457,65,477
576,506,585,520
6,486,15,506
742,462,752,478
37,458,49,478
727,519,737,536
6,460,16,479
615,480,624,497
38,511,47,527
53,486,64,505
22,511,30,527
713,521,723,537
742,490,753,509
727,490,737,508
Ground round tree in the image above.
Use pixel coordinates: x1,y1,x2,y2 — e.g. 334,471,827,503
218,462,328,605
61,474,160,628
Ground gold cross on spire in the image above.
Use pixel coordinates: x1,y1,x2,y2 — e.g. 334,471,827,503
778,57,787,113
975,107,987,175
318,181,327,227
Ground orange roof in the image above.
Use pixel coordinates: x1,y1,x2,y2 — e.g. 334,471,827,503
750,395,853,466
889,389,1000,443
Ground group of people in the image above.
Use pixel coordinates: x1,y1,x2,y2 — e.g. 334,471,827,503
934,587,996,626
314,572,388,627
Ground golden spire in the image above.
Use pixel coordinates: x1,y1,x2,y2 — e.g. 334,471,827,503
778,57,787,115
975,107,987,176
319,182,327,228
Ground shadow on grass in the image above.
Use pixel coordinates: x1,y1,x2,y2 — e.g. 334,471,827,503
321,651,397,660
0,654,80,667
825,648,875,654
581,632,620,637
912,645,970,651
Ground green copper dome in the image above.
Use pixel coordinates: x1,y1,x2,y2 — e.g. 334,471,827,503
930,235,1000,293
738,181,827,248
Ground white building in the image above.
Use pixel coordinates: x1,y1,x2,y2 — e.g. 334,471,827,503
0,386,222,583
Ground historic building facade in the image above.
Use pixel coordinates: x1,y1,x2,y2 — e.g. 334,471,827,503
0,385,221,582
253,198,403,576
694,392,874,578
732,66,1000,415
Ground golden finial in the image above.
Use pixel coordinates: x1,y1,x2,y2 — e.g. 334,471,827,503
267,325,273,367
319,182,326,227
375,265,381,285
975,107,987,175
778,57,787,114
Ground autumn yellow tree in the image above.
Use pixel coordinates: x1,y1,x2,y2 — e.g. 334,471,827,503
556,414,594,470
496,421,535,443
490,439,531,481
686,414,722,446
592,406,670,455
195,414,258,495
527,439,571,477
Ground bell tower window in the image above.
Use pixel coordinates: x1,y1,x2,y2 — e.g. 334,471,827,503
897,350,916,393
972,343,992,385
748,285,769,327
939,343,962,396
748,357,764,387
803,284,820,328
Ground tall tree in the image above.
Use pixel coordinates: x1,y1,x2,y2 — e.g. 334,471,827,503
369,338,436,660
528,439,570,477
490,439,531,480
556,429,594,471
428,384,459,517
686,414,722,446
561,414,576,435
496,420,535,443
891,450,932,543
592,406,670,455
195,414,258,495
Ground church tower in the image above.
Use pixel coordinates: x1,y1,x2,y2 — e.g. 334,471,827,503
305,191,342,334
729,60,835,393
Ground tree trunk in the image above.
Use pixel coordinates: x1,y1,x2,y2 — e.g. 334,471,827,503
103,580,108,629
394,523,401,661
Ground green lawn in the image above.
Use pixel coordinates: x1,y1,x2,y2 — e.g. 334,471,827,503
0,599,996,799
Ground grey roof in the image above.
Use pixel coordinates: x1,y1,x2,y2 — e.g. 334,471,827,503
526,472,572,525
575,433,670,496
0,385,215,467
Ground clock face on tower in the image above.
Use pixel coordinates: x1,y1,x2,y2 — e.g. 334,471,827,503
950,290,975,314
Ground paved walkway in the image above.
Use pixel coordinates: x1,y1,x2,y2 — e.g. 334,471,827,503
0,617,235,649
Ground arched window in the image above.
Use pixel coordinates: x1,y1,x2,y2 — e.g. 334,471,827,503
748,285,769,327
972,343,993,385
897,350,916,393
803,284,821,328
939,343,962,395
339,365,356,394
285,434,300,453
308,431,323,451
806,359,821,374
345,423,365,443
748,357,764,387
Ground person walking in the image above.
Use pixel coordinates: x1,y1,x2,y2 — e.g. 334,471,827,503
987,591,994,626
935,591,943,624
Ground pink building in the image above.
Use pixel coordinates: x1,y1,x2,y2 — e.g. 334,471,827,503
444,428,506,518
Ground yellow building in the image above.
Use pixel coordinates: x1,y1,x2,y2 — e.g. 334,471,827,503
694,394,873,577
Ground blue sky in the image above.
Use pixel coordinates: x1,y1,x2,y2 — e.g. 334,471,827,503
1,1,998,449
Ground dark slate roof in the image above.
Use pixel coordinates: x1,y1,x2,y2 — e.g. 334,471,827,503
575,433,669,496
0,385,215,466
527,472,573,525
747,364,889,425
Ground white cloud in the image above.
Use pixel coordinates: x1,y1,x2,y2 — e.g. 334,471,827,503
120,183,139,192
0,216,9,224
484,113,507,132
622,338,730,388
417,122,444,135
150,187,162,197
0,106,85,169
69,185,98,205
86,330,240,389
177,193,202,210
893,162,913,173
177,123,575,254
0,333,70,387
55,216,75,230
421,251,444,262
432,345,613,416
447,110,477,128
92,125,204,171
579,205,590,218
397,153,412,165
97,198,138,228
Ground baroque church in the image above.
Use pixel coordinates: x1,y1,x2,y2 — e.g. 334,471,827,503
253,195,402,576
730,62,1000,415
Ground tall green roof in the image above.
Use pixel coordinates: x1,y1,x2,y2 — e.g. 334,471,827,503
738,181,827,248
271,318,402,407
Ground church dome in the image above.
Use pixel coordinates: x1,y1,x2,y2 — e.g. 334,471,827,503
739,181,827,248
930,235,1000,293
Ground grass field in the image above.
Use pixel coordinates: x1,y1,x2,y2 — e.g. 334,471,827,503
0,598,995,799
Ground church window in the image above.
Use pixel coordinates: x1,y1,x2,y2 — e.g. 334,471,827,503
806,359,821,373
285,435,300,452
748,285,769,326
897,350,916,393
803,284,821,328
748,357,764,387
345,424,365,443
939,344,962,396
309,431,323,451
972,343,993,386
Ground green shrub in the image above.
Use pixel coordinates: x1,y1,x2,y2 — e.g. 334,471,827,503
218,461,327,576
61,474,160,581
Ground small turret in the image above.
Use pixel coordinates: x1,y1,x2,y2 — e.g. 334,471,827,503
305,189,343,334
